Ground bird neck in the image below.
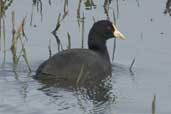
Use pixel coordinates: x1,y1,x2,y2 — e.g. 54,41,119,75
88,35,110,61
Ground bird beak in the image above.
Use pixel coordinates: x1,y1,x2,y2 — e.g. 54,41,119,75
113,24,126,40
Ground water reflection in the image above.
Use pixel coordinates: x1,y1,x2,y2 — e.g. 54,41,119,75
34,62,134,114
0,64,32,103
112,63,136,81
1,0,171,114
37,76,116,114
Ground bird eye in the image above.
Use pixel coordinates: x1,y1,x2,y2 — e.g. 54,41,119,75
107,26,111,30
106,25,113,32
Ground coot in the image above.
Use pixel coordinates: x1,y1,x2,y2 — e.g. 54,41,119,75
35,20,125,86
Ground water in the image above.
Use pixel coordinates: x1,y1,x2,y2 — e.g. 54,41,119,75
0,0,171,114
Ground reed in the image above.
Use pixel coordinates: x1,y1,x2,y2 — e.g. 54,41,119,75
67,32,71,49
10,11,31,72
77,0,82,28
116,0,119,18
48,39,52,58
152,94,156,114
11,11,17,64
77,0,82,20
0,0,13,63
49,0,51,5
164,0,171,16
30,0,43,25
112,10,117,61
84,0,96,10
81,12,85,48
104,0,110,20
21,44,32,72
129,58,136,75
51,0,69,52
51,13,63,52
2,16,6,63
136,0,140,7
62,0,68,20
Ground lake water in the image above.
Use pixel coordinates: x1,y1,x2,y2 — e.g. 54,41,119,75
0,0,171,114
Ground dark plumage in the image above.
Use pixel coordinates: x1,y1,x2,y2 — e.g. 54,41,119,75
35,20,125,86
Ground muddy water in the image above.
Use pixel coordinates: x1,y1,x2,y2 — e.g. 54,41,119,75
0,0,171,114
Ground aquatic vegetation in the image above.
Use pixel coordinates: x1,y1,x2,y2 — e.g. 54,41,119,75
152,95,156,114
164,0,171,16
48,0,51,5
51,0,69,52
0,1,170,114
112,10,117,61
63,0,68,19
10,11,31,72
104,0,110,19
51,13,64,52
0,0,13,63
67,32,71,49
81,13,85,48
129,58,135,75
0,0,13,16
84,0,96,10
77,0,82,20
30,0,43,25
48,39,52,58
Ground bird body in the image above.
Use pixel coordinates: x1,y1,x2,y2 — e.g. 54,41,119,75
36,49,111,85
35,20,125,86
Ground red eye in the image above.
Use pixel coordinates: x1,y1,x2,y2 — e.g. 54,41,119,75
107,26,112,31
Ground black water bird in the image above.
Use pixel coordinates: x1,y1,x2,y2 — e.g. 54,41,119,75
35,20,125,86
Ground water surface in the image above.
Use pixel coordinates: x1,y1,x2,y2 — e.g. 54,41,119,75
0,0,171,114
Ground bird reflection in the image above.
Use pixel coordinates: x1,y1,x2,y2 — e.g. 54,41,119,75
36,76,116,114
